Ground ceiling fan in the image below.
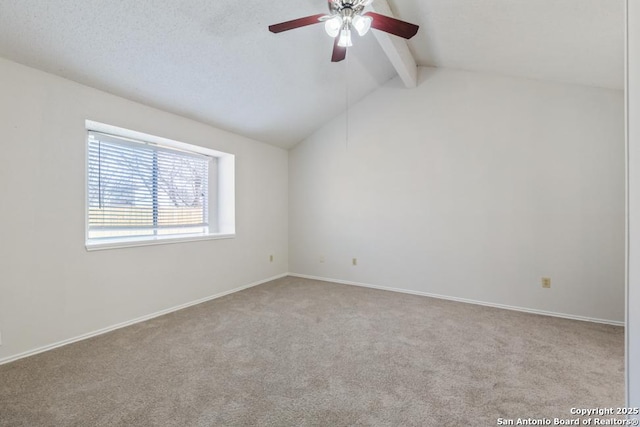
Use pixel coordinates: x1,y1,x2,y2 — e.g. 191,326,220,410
268,0,419,63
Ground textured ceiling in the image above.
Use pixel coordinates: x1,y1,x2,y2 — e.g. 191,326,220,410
398,0,625,90
0,0,625,149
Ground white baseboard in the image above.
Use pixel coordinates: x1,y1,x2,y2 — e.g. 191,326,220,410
1,271,622,366
0,273,288,366
288,273,625,327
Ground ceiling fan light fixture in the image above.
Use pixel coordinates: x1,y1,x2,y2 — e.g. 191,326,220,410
324,15,343,37
352,14,372,36
338,28,353,47
269,0,420,62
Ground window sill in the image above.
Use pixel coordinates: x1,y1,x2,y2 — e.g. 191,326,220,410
85,233,235,251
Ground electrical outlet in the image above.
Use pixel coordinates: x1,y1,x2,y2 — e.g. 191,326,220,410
352,258,357,266
269,255,274,262
542,277,551,288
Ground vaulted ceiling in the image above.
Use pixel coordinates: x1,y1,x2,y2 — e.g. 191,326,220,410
0,0,625,149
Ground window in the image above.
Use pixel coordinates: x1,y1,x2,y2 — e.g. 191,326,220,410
86,122,235,250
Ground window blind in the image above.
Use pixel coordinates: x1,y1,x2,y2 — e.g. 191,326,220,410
87,131,210,240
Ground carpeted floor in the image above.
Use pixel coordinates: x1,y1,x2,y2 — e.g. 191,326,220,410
0,276,625,426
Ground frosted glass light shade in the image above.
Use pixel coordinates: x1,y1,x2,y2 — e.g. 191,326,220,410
338,29,353,47
324,16,343,37
352,15,372,36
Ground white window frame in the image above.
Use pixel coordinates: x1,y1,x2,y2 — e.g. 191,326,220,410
85,120,235,251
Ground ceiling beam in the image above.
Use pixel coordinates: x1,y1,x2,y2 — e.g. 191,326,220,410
369,0,418,88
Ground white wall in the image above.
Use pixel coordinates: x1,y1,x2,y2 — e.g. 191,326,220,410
290,67,625,323
628,0,640,407
0,58,288,362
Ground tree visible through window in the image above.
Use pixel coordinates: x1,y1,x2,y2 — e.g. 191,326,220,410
87,131,211,241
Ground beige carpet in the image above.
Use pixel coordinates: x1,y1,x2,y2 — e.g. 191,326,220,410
0,276,624,426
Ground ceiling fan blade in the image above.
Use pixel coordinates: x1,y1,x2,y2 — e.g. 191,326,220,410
331,37,346,62
269,14,326,33
363,12,419,39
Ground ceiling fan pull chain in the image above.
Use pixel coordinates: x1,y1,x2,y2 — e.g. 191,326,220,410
345,51,350,150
